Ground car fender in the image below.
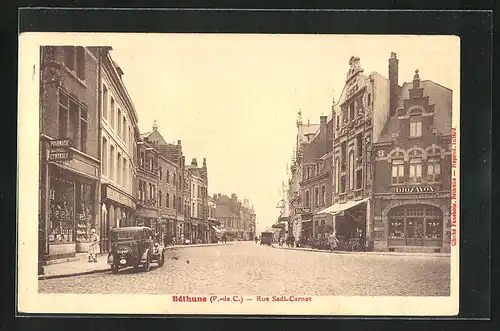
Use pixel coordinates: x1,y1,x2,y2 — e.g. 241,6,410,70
140,249,151,263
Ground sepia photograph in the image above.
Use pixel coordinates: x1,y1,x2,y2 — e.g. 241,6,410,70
18,33,460,315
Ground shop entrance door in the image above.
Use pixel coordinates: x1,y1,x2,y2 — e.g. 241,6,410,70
405,218,424,246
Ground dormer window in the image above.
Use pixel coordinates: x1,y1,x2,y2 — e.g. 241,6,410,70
410,119,423,138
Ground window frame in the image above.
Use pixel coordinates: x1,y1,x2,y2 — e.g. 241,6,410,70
391,158,405,184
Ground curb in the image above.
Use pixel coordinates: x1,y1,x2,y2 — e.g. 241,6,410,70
39,242,238,280
38,267,110,280
166,242,235,250
272,245,450,257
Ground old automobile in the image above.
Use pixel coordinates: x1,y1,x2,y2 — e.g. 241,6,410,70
260,231,273,246
107,226,165,273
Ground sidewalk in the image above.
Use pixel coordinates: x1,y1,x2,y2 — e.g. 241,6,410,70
272,245,450,257
39,242,236,280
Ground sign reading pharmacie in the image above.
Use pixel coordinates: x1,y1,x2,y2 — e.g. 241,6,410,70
47,138,73,162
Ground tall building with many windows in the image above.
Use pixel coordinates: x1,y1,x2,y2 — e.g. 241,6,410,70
186,158,209,243
99,47,139,252
39,46,101,262
372,69,452,253
142,123,184,242
136,137,159,233
321,54,391,248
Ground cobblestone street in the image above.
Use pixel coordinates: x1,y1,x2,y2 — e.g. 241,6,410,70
38,242,450,296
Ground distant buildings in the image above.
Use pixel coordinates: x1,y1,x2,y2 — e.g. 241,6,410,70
214,193,256,241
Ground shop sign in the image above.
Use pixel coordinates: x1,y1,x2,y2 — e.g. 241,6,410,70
295,207,311,215
105,185,135,209
48,149,72,162
65,157,98,178
48,139,73,162
393,186,436,194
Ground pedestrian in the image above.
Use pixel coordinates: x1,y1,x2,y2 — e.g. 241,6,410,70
328,231,337,253
88,228,100,263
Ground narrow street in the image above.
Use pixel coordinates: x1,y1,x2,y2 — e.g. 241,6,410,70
39,242,450,296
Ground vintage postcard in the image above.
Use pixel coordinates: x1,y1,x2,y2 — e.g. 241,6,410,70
17,32,460,316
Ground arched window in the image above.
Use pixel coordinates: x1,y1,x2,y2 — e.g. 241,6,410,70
314,187,319,206
349,151,355,189
391,159,405,184
408,149,423,183
427,157,441,182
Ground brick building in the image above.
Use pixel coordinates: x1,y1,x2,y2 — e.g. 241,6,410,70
214,193,255,240
288,113,322,242
186,158,209,243
39,46,101,261
136,136,159,233
141,123,184,243
300,113,334,242
372,68,453,253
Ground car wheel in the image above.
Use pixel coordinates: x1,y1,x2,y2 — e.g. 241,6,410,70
143,255,151,272
111,265,119,274
158,253,165,267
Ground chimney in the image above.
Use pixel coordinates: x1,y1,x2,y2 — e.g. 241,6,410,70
153,120,158,132
320,115,327,125
177,140,181,146
413,69,421,89
389,52,399,117
231,193,237,201
203,158,207,168
191,158,197,167
213,193,218,199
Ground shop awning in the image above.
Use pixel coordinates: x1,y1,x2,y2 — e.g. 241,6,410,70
212,226,226,233
317,198,369,215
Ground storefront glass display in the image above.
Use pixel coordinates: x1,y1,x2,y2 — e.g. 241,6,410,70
49,177,75,244
388,204,443,246
75,183,94,243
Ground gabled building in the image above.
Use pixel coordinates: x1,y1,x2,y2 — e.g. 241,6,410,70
319,54,392,248
141,122,184,243
214,194,240,239
372,69,453,253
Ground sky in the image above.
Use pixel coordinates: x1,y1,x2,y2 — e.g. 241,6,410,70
106,34,459,234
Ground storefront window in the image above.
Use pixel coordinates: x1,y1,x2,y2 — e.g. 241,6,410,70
75,183,94,243
426,220,442,239
388,205,443,245
389,220,404,238
49,177,75,244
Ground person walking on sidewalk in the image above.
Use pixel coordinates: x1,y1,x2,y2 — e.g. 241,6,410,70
88,228,100,263
328,231,338,253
